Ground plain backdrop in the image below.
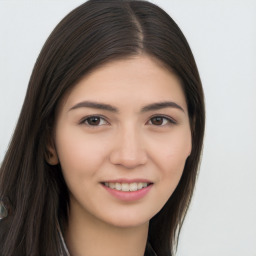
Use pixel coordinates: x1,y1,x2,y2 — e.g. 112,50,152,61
0,1,256,255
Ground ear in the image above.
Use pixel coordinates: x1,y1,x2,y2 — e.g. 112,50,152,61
45,138,59,165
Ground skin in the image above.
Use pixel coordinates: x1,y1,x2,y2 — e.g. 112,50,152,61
49,55,192,256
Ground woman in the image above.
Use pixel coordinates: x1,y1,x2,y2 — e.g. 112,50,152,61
0,0,205,255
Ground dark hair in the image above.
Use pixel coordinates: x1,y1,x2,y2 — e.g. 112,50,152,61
0,0,205,255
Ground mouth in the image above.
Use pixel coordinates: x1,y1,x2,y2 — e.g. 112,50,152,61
101,180,153,201
102,182,152,192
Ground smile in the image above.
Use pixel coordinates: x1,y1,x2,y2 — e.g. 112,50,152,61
103,182,150,192
101,180,153,201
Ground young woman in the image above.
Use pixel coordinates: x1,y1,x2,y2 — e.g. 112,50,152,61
0,0,205,255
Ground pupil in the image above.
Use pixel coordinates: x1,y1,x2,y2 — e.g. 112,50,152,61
89,117,100,125
152,117,163,125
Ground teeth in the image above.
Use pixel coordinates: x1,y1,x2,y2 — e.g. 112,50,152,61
122,183,129,191
130,183,138,191
137,183,143,190
115,183,122,191
104,182,150,192
109,183,115,189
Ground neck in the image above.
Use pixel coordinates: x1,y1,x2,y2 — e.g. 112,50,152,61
65,206,149,256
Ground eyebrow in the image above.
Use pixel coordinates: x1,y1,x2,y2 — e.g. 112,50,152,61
141,101,185,113
69,100,184,113
69,101,118,112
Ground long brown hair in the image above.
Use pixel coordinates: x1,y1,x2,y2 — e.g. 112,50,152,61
0,1,205,255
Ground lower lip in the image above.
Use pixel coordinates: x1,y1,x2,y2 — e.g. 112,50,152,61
102,184,153,201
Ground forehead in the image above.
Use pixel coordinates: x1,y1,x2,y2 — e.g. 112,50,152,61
58,55,187,112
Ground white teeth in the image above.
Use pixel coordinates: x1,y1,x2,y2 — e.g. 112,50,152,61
109,183,115,189
130,183,138,191
137,183,143,190
122,183,129,191
104,182,150,192
142,182,147,188
115,183,122,190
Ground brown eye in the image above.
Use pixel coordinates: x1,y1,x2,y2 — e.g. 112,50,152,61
151,117,165,125
148,116,175,126
83,116,108,126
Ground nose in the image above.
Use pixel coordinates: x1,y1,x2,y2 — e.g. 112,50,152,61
109,126,148,169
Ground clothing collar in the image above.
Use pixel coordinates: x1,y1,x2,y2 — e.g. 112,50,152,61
57,221,70,256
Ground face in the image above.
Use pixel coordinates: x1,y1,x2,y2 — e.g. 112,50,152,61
52,55,191,228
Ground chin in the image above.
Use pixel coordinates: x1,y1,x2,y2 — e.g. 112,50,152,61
101,211,153,229
109,218,149,229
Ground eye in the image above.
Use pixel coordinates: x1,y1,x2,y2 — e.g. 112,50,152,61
81,116,108,126
148,116,176,126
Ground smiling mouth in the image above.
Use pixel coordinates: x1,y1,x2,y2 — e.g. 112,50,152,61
102,182,152,192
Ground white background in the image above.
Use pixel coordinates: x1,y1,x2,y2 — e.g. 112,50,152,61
0,1,255,255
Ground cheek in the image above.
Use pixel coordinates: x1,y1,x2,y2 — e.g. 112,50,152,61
157,129,191,169
54,126,107,179
155,130,191,191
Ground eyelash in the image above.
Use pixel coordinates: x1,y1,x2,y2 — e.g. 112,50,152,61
79,115,176,127
147,115,177,126
79,115,109,126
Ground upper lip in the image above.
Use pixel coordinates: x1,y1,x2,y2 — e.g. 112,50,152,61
101,179,153,184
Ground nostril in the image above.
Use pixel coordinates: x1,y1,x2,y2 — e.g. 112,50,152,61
110,155,147,169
